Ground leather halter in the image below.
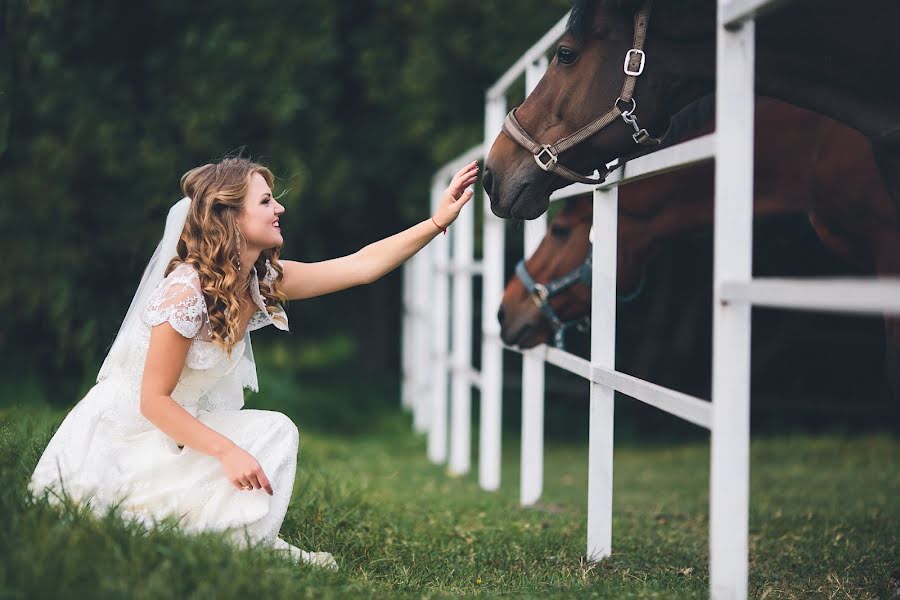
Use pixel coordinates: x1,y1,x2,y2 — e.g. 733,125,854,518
501,1,665,184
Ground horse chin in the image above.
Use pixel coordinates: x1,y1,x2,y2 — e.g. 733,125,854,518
489,177,554,220
501,319,555,349
511,192,550,221
516,331,550,350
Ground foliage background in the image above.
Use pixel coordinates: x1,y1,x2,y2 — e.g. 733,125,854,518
0,0,571,398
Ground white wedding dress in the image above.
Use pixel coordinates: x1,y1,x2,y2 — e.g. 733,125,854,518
28,260,336,569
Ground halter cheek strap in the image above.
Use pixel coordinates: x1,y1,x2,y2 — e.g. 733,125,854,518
501,1,666,185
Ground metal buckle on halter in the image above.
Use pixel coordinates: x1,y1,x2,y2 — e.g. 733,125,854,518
621,110,650,144
531,283,550,307
632,128,652,144
616,97,637,117
623,48,646,76
534,144,559,171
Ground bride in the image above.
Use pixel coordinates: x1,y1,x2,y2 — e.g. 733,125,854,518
27,156,478,569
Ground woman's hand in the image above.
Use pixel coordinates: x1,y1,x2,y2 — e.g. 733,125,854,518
432,161,478,230
218,443,274,495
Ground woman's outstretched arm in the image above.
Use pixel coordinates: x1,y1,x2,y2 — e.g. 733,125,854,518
279,161,478,301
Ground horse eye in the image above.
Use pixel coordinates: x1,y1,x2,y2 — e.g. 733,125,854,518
557,46,578,65
551,224,571,239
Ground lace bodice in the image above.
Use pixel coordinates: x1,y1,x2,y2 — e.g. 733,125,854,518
101,260,289,429
142,261,287,356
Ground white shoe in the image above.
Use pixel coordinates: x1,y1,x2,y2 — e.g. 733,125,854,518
273,536,338,570
298,550,338,570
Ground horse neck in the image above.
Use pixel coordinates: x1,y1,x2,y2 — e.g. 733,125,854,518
649,0,900,143
644,3,717,122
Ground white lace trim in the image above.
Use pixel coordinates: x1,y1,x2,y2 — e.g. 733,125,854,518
133,261,285,400
249,259,289,332
141,261,288,340
141,262,209,339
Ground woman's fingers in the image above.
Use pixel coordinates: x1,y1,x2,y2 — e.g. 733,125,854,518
258,472,274,495
449,177,478,201
233,470,273,495
449,163,479,197
436,161,478,227
455,160,478,179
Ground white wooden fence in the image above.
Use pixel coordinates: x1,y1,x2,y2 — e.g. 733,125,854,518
400,1,900,598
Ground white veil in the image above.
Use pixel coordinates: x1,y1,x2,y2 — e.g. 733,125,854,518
96,197,257,403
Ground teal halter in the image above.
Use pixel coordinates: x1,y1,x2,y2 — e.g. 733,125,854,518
513,227,648,349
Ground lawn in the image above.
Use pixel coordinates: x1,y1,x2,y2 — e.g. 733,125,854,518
1,363,897,599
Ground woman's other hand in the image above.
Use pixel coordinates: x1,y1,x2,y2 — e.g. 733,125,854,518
218,443,274,495
432,161,478,229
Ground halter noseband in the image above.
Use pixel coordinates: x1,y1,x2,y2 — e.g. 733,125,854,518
501,1,666,184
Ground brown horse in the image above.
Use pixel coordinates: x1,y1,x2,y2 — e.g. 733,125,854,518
497,98,899,393
483,0,900,221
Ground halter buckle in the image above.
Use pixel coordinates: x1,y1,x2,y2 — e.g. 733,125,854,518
623,48,646,76
534,145,559,171
632,128,652,144
531,283,550,306
616,97,637,117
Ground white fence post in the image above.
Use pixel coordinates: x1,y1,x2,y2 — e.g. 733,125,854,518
412,245,432,434
401,261,414,410
478,94,508,491
428,178,451,463
449,160,476,475
587,183,618,560
711,3,754,598
520,55,550,506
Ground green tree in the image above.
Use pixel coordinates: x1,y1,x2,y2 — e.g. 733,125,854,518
0,0,570,401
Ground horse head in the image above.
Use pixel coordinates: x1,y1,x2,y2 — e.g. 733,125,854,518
498,190,659,348
483,0,714,220
498,196,594,348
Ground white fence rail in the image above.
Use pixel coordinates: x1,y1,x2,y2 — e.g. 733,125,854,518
400,1,900,598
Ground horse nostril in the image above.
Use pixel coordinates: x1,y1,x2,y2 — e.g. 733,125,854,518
482,168,494,199
497,306,505,326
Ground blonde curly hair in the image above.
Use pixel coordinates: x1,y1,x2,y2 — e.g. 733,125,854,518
164,157,288,355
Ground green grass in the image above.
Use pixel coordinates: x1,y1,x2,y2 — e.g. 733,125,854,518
1,365,898,599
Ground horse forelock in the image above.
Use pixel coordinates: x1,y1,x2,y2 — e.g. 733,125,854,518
566,0,596,41
566,0,645,40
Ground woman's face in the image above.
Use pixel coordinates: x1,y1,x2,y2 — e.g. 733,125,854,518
238,172,286,250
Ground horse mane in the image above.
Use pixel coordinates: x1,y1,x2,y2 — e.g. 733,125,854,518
663,93,715,146
567,0,710,40
566,0,646,40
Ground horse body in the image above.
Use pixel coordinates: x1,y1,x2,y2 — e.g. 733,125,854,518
483,0,900,221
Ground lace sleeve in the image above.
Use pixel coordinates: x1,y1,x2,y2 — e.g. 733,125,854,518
141,262,208,339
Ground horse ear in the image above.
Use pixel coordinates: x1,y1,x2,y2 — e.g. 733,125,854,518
611,0,644,11
592,0,643,12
